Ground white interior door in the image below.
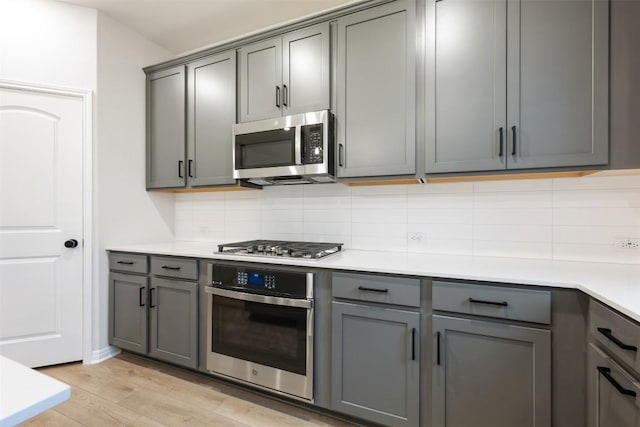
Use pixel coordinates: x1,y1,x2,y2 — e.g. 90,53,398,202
0,84,84,367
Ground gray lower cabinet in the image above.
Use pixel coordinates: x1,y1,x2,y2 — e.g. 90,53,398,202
425,0,609,173
146,66,186,189
432,315,551,427
148,277,198,369
332,301,420,427
588,343,640,427
109,272,149,354
336,0,416,178
238,22,330,122
109,253,199,369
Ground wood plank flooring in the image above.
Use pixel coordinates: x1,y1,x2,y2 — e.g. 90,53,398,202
22,353,359,427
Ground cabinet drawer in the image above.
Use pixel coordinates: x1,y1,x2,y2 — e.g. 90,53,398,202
432,281,551,324
332,272,420,308
590,300,640,376
109,253,148,274
150,256,198,280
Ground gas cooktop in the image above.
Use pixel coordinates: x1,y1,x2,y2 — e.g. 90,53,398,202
217,240,343,260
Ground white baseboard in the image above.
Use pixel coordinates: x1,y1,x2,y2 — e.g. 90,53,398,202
85,346,121,364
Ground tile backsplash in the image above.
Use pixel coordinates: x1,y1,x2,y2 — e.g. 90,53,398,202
174,174,640,264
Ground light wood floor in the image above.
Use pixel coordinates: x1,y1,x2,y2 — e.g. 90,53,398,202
23,353,360,427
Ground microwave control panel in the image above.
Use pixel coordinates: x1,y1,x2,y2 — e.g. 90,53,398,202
303,124,323,164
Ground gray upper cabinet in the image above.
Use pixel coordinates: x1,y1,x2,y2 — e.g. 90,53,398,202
186,51,237,186
147,52,237,189
148,277,198,369
238,22,330,123
425,0,609,174
336,0,416,178
432,315,551,427
146,66,186,189
332,301,420,427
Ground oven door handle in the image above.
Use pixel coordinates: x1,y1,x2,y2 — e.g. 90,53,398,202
205,286,312,309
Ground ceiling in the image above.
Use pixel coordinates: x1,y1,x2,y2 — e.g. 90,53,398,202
58,0,359,54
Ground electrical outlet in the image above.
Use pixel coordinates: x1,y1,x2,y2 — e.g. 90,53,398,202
408,232,425,242
614,238,640,250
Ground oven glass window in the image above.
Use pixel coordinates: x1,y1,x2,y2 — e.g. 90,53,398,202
212,296,307,375
236,129,295,169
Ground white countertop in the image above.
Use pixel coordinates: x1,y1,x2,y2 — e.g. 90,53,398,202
0,356,70,427
108,241,640,323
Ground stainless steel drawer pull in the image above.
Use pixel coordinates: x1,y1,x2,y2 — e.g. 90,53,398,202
597,327,638,352
117,261,134,265
161,265,181,271
358,286,388,293
597,366,637,397
469,298,508,307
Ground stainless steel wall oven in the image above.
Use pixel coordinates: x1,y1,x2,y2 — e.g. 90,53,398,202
205,263,314,402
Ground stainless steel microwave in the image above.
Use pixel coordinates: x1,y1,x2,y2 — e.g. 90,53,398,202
232,110,334,186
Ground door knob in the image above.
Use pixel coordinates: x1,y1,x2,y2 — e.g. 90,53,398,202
64,239,79,248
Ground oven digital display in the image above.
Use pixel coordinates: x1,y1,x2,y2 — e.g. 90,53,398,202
248,273,264,286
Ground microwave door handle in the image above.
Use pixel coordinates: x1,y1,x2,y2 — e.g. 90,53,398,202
205,286,312,309
294,125,302,165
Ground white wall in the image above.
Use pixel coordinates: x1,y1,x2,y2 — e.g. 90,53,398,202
95,12,173,354
175,174,640,265
0,0,97,90
1,0,175,359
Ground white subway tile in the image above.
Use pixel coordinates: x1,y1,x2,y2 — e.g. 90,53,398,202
408,193,473,209
352,222,407,237
352,235,407,252
407,223,473,240
351,194,407,210
553,174,640,191
474,208,553,225
262,185,304,198
304,233,351,247
304,208,351,223
474,225,552,243
262,220,304,235
303,183,352,197
553,189,640,208
304,221,351,235
473,178,552,193
474,191,552,209
553,243,640,264
408,208,473,224
303,196,351,210
408,238,473,255
553,207,640,227
473,240,553,259
553,225,640,244
352,208,406,224
408,182,473,194
351,185,408,196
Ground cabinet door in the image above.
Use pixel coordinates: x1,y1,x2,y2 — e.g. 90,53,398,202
588,344,640,427
238,37,282,122
425,0,507,173
332,301,419,427
282,22,330,115
506,0,609,169
109,273,148,354
146,66,186,189
187,52,237,187
336,0,416,178
148,278,198,369
432,315,551,427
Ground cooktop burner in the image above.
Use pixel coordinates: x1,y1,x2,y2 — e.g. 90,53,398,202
217,240,343,260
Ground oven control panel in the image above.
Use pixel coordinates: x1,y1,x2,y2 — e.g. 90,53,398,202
212,263,309,298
